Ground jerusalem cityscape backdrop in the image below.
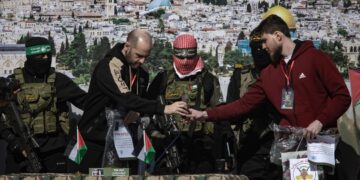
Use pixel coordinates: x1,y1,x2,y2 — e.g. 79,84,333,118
0,0,359,93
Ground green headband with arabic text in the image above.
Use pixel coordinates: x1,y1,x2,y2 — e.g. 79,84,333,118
25,45,51,56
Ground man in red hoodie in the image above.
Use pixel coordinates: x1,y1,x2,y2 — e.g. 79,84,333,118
188,15,351,178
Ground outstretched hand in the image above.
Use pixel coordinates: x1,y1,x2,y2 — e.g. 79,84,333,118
186,108,208,122
164,101,189,116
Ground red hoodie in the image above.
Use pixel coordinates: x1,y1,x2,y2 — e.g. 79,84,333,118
207,41,351,128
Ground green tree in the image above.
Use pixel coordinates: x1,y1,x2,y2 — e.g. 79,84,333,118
72,59,90,77
199,51,218,73
29,13,34,20
343,0,351,8
79,25,83,33
150,9,165,19
223,49,252,66
85,21,89,28
59,42,65,55
17,35,25,44
65,36,69,50
145,39,172,76
26,32,31,41
6,13,14,20
74,74,91,85
112,18,130,25
90,37,111,73
337,28,348,37
320,40,349,76
203,0,210,4
217,0,227,5
158,19,165,33
17,33,31,44
71,33,87,67
58,32,88,71
247,3,252,12
48,32,56,55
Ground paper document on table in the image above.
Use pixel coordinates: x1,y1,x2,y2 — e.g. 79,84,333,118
307,135,336,166
114,124,135,158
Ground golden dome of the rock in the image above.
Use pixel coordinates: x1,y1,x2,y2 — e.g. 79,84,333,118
262,5,296,29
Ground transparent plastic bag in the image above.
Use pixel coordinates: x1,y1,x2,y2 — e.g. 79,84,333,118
270,123,306,165
102,107,127,167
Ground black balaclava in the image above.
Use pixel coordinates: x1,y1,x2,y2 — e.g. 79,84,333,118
25,37,52,76
249,28,271,71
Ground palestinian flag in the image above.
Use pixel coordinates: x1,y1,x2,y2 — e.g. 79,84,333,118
132,130,155,164
349,67,360,107
68,127,87,164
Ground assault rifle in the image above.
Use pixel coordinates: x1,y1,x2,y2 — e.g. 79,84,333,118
152,95,181,173
0,77,42,172
9,102,42,172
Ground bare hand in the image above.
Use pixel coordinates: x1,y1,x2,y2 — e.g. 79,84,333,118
164,101,189,116
187,108,208,121
303,120,323,139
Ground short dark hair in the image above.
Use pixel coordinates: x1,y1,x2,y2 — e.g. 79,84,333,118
258,14,291,38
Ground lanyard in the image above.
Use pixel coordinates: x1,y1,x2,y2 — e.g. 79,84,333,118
280,60,295,87
129,67,137,93
130,74,137,88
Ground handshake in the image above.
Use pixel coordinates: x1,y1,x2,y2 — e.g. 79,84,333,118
163,101,208,122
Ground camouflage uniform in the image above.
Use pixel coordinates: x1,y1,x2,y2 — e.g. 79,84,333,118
148,66,230,174
148,34,235,174
0,37,86,173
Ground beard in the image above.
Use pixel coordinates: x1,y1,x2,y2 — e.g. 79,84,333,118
270,45,283,64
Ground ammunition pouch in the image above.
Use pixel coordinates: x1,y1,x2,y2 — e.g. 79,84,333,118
14,68,60,135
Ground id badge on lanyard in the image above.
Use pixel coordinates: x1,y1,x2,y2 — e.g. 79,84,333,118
280,61,295,110
281,87,294,109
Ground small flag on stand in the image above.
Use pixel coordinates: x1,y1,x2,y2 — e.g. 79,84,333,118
68,127,87,164
132,130,155,164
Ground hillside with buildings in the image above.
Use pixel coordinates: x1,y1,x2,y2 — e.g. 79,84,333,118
0,0,359,82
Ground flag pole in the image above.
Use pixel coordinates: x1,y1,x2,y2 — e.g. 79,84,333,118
143,128,146,159
137,119,146,175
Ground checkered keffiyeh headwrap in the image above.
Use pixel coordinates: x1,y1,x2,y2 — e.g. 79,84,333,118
172,34,204,78
173,34,197,49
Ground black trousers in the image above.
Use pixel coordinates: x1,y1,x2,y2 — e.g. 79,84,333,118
335,139,360,180
5,147,68,173
237,135,282,180
0,139,7,175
